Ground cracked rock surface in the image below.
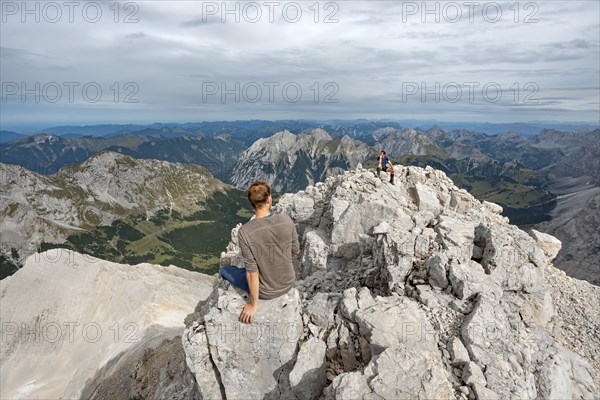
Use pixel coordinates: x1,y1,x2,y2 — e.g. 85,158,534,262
184,165,599,399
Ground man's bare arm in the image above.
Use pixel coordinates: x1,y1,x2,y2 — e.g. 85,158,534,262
240,270,259,324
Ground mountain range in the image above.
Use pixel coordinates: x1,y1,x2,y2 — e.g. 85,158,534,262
1,122,598,285
0,152,251,278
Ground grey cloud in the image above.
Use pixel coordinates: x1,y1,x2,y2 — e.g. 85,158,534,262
0,1,598,125
124,32,146,39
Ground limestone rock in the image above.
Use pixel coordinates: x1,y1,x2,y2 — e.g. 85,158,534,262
301,229,329,275
462,361,486,387
450,337,471,366
306,292,339,330
340,287,359,321
449,260,502,301
427,253,449,289
0,250,214,400
355,294,435,356
368,345,454,399
520,291,554,328
289,338,327,400
183,283,302,400
184,164,599,400
415,181,443,216
528,229,562,262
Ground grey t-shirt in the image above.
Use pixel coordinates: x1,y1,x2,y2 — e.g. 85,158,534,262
238,214,299,299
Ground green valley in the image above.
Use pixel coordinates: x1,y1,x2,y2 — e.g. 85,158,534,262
40,189,252,275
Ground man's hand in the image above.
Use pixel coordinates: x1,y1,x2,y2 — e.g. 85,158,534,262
239,303,257,324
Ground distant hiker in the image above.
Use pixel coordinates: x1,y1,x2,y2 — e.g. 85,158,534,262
380,150,395,184
220,180,300,324
376,150,384,177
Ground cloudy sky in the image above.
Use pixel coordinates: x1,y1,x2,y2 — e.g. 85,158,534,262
1,1,599,130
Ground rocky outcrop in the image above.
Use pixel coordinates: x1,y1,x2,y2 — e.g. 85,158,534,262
183,280,303,399
183,165,599,399
0,250,214,399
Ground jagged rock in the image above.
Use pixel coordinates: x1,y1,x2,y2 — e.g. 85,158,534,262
183,283,302,400
338,323,360,372
306,292,339,330
475,224,546,294
183,164,599,400
340,287,359,321
427,253,449,289
416,284,441,308
289,338,327,400
292,195,316,224
301,229,329,275
483,201,503,215
2,151,598,400
372,215,417,291
324,367,374,400
372,221,390,234
356,287,376,310
450,337,471,366
415,181,443,216
436,215,476,264
462,361,487,387
325,344,455,400
355,294,435,356
449,260,502,300
413,210,435,228
450,189,474,214
220,223,245,267
368,346,454,399
536,346,598,399
472,383,500,400
528,229,562,262
414,233,432,258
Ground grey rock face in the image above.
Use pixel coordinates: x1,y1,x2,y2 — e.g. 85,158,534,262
183,282,303,400
536,192,600,286
183,164,599,400
229,130,372,193
289,338,327,400
0,250,214,400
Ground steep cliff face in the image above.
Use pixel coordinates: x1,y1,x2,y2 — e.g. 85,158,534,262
229,130,372,192
184,165,599,399
0,250,214,399
373,127,443,157
537,192,600,285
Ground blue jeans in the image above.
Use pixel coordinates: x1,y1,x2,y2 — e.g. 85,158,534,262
220,265,270,299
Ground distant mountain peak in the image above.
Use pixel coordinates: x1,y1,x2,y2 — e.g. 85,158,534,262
230,129,371,192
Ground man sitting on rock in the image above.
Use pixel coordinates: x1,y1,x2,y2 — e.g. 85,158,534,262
220,180,300,324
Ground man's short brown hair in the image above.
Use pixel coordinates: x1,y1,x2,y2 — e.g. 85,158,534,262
247,180,271,210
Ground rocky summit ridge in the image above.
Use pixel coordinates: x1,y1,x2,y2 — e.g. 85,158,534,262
184,165,600,400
